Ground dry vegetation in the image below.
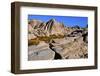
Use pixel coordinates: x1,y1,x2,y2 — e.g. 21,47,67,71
28,34,64,46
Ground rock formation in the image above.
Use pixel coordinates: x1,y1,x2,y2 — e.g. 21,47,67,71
28,19,88,60
28,19,66,39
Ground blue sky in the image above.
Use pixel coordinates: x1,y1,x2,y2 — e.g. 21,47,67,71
28,14,88,28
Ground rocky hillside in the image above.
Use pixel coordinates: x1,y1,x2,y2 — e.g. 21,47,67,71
28,19,66,40
28,19,88,60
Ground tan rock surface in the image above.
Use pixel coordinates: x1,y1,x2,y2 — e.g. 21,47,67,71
28,19,88,60
28,41,55,60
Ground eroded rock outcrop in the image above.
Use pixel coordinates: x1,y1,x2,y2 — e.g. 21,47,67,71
28,41,55,60
28,19,88,60
28,19,66,39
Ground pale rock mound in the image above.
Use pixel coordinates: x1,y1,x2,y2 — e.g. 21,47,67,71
28,41,55,60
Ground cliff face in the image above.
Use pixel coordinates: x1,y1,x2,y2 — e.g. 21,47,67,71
28,19,88,60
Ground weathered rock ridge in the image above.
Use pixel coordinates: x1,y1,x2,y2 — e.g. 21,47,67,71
28,19,88,60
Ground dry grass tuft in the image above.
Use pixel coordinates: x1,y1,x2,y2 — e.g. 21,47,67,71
28,34,65,46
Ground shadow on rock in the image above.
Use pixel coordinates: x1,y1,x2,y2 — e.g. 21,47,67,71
49,42,62,59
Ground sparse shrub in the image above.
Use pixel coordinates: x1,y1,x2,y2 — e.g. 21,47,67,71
50,34,57,39
28,38,40,46
28,34,65,46
38,36,51,43
57,34,64,38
